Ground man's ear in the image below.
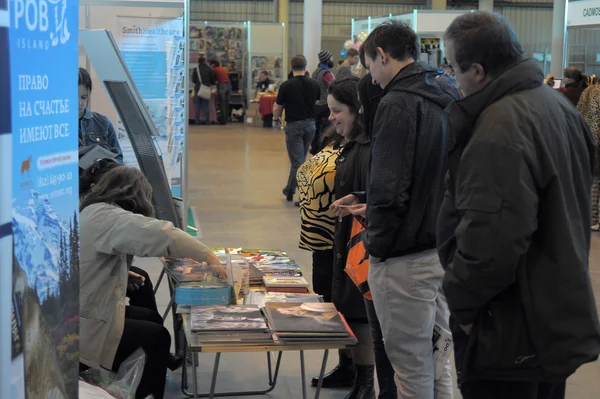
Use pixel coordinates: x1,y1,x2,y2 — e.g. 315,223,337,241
472,63,487,84
377,47,387,65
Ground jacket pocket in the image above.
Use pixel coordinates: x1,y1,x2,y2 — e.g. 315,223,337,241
87,131,109,145
471,288,539,371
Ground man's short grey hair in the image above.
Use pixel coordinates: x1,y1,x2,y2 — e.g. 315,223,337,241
444,11,523,77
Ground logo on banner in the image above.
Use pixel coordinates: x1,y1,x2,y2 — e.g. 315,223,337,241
13,0,71,50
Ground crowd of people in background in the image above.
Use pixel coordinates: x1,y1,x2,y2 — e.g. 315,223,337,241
75,10,600,399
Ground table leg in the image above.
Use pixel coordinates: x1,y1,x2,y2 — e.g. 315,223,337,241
300,350,307,399
154,268,165,294
267,352,273,385
209,353,222,399
314,350,329,399
162,293,175,321
191,345,199,399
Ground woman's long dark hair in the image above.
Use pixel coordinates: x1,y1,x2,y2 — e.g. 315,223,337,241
358,73,383,138
564,68,588,88
322,78,364,147
80,167,155,217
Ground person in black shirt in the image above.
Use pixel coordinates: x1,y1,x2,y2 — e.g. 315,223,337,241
274,55,320,202
256,70,272,94
256,70,274,128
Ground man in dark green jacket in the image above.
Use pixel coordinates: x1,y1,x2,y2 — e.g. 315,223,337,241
438,11,600,398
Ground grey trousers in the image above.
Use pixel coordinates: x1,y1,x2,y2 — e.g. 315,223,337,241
369,249,453,399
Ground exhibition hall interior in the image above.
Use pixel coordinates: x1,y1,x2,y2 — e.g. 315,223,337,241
2,0,600,398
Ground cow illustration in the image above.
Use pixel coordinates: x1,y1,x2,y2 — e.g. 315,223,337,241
21,156,32,180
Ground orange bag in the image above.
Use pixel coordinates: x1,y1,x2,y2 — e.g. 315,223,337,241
345,217,372,300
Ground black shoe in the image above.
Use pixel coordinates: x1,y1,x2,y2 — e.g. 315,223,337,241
167,353,184,371
344,364,375,399
282,188,293,202
311,353,355,388
294,201,300,207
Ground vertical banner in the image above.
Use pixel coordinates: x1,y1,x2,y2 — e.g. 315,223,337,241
1,2,16,399
116,16,185,196
9,0,80,398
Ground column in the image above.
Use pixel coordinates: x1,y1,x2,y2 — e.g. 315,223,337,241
303,0,322,73
478,0,494,12
278,0,290,77
550,0,568,76
431,0,447,10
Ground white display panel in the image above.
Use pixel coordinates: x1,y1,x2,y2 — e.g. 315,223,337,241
568,0,600,27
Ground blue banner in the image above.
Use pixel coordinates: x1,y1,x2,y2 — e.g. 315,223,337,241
9,0,79,397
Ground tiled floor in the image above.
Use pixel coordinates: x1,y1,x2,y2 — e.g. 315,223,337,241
139,123,600,398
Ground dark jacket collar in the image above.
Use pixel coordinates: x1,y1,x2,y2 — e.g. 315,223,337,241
353,132,370,145
82,108,93,120
445,58,543,146
384,61,460,110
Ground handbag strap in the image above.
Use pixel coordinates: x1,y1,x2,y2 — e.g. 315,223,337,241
196,65,202,85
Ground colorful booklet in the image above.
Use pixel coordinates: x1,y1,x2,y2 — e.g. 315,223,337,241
263,276,309,288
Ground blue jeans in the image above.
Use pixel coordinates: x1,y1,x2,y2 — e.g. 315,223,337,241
195,95,210,123
365,298,398,399
285,119,315,194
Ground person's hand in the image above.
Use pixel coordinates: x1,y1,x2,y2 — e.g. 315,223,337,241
127,271,145,291
209,265,228,279
274,119,282,130
347,204,367,217
460,324,473,336
544,74,555,86
330,194,359,217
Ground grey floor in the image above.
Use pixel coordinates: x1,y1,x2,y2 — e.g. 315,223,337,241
134,123,600,398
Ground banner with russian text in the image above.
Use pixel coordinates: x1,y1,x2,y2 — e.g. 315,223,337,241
9,0,80,398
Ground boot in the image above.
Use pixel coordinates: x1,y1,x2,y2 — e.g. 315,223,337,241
344,364,375,399
311,351,355,387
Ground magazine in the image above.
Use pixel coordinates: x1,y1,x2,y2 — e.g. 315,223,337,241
162,257,228,285
265,302,348,336
263,276,309,288
190,305,268,332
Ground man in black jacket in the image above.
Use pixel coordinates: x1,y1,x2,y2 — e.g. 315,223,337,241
438,11,600,398
333,21,460,398
191,55,215,125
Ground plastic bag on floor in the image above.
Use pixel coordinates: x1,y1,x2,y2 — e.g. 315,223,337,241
80,348,146,399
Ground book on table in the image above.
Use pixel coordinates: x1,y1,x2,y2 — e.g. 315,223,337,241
190,305,269,332
244,290,323,308
263,276,309,288
189,304,273,345
264,302,351,340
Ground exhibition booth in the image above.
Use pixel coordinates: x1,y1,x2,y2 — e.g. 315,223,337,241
187,21,285,123
566,0,600,77
351,10,470,68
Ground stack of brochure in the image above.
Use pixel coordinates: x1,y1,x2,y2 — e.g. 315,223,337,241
189,305,273,345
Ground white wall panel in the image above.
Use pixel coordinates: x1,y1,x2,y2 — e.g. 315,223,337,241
500,7,553,55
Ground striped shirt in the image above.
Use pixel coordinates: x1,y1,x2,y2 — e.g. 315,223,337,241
297,145,340,252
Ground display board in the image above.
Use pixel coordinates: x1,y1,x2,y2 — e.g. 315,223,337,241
9,0,80,398
189,21,248,100
115,16,185,196
568,0,600,27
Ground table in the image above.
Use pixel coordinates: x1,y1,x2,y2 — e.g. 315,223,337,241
189,93,218,123
181,313,357,399
258,95,277,118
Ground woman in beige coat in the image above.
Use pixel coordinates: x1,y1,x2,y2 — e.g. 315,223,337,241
79,166,222,399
